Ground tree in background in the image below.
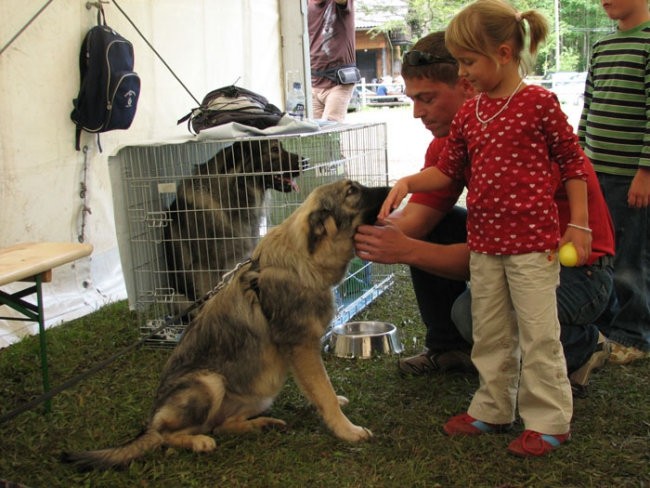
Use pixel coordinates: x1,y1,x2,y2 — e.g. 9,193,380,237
358,0,616,74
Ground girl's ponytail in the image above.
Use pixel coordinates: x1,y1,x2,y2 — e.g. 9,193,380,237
518,9,549,56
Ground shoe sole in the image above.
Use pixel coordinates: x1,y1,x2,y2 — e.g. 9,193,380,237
507,433,570,457
443,415,513,436
609,347,650,365
396,356,437,377
569,342,611,387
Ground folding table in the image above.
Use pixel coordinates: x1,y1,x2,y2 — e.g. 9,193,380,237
0,242,93,412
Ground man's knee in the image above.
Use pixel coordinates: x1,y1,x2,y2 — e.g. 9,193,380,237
451,289,473,344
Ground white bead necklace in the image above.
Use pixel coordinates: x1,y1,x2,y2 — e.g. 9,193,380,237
475,79,525,130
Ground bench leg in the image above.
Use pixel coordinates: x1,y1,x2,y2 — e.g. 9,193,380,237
35,274,51,413
0,276,52,414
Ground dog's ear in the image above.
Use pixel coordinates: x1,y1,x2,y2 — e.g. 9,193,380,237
228,142,249,171
307,208,337,253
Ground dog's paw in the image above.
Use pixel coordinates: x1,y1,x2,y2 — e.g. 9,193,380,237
336,395,349,407
191,435,217,452
337,424,373,442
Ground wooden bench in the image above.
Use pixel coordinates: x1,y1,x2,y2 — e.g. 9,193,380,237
0,242,93,412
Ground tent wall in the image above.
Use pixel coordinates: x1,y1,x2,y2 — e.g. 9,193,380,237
0,0,306,347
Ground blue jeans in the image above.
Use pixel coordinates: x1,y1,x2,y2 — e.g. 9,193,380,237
410,207,470,353
451,264,613,373
412,205,613,372
597,173,650,351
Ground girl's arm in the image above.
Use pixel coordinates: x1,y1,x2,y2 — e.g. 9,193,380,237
561,177,591,265
378,166,454,219
539,87,592,263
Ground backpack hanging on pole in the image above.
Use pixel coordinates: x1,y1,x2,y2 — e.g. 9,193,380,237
71,3,140,151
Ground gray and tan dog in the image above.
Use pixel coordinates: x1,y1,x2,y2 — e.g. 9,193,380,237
63,179,389,470
164,139,305,302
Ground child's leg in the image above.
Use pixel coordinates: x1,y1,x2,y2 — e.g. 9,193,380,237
467,253,519,425
598,173,650,352
508,253,572,435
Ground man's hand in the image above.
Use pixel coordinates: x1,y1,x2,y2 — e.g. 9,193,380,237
354,220,411,264
354,217,471,281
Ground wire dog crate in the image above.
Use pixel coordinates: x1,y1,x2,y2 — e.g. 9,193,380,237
109,123,394,347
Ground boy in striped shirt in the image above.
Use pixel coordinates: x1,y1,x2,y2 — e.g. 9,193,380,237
578,0,650,363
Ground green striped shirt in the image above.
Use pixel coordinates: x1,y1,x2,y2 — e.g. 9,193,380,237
578,21,650,177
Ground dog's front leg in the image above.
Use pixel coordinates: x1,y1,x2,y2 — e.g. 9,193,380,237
290,344,372,442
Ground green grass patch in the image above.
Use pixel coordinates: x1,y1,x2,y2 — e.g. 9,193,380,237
1,268,648,487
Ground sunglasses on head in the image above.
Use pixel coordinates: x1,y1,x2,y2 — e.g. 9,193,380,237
402,50,457,67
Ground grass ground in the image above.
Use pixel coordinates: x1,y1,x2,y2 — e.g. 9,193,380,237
0,268,649,488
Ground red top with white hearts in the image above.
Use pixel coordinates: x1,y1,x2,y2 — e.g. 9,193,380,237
437,84,587,255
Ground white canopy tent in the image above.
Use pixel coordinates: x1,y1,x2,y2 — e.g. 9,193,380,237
0,0,310,348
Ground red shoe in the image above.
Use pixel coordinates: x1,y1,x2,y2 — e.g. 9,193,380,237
443,413,512,436
507,430,570,457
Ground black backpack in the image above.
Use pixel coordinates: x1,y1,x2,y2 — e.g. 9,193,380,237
177,85,283,134
71,5,140,151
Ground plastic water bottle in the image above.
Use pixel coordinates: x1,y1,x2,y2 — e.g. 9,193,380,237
287,82,306,120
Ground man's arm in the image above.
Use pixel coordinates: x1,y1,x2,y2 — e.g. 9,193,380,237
388,201,444,239
355,202,470,281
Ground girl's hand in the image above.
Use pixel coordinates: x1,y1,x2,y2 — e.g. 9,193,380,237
378,179,410,219
559,226,592,266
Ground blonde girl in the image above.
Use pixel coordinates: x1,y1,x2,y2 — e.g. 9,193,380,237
380,0,591,457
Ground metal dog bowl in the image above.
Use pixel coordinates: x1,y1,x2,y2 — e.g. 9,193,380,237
328,321,403,359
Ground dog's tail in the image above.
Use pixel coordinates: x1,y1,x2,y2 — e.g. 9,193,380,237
61,429,163,471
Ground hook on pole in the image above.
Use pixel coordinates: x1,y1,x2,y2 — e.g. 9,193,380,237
85,1,109,10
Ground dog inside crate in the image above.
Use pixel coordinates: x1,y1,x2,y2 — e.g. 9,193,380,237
162,138,307,308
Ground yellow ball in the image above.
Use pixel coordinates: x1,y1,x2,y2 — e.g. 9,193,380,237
558,242,578,267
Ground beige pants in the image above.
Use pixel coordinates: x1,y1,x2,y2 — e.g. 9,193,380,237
311,84,354,122
467,252,573,435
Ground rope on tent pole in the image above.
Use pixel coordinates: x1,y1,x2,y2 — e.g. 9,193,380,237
111,0,201,105
0,0,57,58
